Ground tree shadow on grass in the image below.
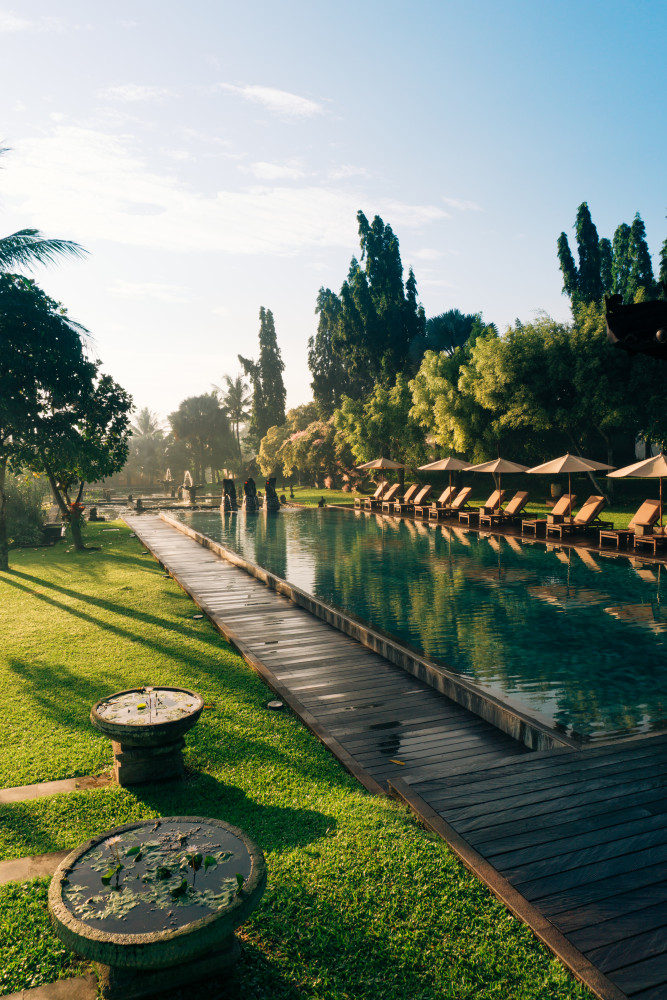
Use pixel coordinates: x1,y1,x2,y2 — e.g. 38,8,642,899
4,572,225,650
133,772,336,854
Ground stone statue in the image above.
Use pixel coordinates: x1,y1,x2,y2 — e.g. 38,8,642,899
264,477,280,513
221,479,238,512
243,477,258,512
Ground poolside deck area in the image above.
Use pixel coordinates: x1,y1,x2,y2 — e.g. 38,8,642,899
125,513,667,1000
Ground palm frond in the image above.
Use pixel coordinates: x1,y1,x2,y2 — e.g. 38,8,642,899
0,229,88,271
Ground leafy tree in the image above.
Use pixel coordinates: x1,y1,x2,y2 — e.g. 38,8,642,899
308,288,347,417
334,373,427,466
0,273,131,565
239,307,286,450
409,323,506,462
0,147,86,271
214,373,251,465
307,211,426,403
168,394,234,484
35,372,132,549
126,408,165,486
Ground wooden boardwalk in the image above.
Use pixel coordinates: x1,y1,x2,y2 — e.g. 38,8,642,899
126,514,667,1000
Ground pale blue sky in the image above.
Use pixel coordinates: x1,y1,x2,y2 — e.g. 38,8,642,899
1,1,664,419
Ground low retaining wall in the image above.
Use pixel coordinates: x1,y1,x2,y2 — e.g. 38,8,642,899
160,512,575,752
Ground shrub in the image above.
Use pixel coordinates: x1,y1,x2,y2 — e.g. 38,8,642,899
5,473,49,548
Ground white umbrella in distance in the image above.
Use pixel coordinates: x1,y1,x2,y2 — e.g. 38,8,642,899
608,452,667,527
526,452,614,500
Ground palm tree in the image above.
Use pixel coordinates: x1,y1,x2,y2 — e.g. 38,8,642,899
128,408,165,486
0,146,87,271
213,373,251,464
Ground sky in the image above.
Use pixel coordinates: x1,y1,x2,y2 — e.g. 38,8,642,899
1,0,666,423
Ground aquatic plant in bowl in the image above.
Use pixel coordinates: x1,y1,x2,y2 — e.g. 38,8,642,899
49,817,266,999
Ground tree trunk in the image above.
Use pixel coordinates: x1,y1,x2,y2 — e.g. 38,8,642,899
0,457,9,572
40,453,88,550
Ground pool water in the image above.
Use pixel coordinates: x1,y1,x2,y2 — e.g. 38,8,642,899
176,508,667,741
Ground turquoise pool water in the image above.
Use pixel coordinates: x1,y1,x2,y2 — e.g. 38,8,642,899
176,508,667,741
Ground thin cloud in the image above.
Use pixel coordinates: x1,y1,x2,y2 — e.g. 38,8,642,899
217,83,323,119
109,281,189,304
442,196,482,212
2,126,445,257
0,10,60,31
99,84,175,103
247,161,305,181
327,164,371,181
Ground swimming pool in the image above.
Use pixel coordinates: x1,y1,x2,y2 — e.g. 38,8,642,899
175,507,667,741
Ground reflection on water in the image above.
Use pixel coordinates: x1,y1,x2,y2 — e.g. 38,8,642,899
176,509,667,740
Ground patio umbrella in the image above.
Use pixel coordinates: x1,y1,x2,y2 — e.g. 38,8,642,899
465,457,529,494
356,458,407,470
356,456,407,485
525,453,614,500
608,452,667,527
417,456,470,493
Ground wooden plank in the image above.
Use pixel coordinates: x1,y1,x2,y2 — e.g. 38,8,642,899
569,896,667,952
556,880,667,935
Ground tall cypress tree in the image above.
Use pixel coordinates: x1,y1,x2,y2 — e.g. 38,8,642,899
308,288,346,418
611,222,632,300
627,213,656,301
574,202,603,304
659,237,667,294
239,307,286,450
599,237,613,295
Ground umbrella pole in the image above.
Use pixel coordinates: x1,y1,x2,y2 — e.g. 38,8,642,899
661,477,663,529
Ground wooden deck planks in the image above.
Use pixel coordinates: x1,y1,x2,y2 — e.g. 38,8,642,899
126,513,667,1000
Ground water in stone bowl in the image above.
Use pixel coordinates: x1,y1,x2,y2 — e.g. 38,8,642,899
91,688,204,748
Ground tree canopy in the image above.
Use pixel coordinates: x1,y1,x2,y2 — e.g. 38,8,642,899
168,393,234,484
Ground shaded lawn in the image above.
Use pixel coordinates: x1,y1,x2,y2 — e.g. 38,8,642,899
0,523,591,998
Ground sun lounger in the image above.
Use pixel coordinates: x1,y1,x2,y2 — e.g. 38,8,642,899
365,482,400,510
545,495,612,539
383,483,418,513
521,493,576,537
634,526,667,555
415,485,456,519
355,481,388,508
599,499,661,548
393,484,432,515
479,491,529,529
430,486,472,519
459,489,506,525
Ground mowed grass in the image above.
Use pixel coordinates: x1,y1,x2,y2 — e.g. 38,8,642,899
0,523,592,998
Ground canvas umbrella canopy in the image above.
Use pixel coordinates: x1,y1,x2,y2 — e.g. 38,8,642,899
417,456,470,492
608,452,667,527
465,457,529,494
356,457,407,484
525,453,614,500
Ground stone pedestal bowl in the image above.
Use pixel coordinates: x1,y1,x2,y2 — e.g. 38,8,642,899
48,816,266,999
91,688,204,785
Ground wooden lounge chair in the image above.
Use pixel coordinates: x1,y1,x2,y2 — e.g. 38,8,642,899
599,500,661,548
393,484,432,515
521,493,576,537
415,485,456,519
634,525,667,556
459,489,506,525
354,481,388,508
431,485,472,519
365,482,400,510
382,483,418,513
479,491,529,529
545,495,612,539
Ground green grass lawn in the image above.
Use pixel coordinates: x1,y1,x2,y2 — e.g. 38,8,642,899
0,522,592,998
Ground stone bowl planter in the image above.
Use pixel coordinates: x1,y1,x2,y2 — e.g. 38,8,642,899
48,816,266,999
91,688,204,786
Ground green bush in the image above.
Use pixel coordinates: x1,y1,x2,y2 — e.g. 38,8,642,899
5,473,50,548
